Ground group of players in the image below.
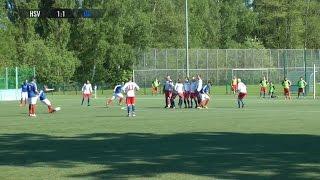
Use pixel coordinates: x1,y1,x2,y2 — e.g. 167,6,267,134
20,77,60,117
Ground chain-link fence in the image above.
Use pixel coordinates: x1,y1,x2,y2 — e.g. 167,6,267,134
0,67,35,89
134,49,320,93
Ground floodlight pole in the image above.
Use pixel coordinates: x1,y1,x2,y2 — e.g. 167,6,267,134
185,0,189,77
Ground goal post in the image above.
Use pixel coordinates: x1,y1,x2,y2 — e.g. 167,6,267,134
231,68,269,84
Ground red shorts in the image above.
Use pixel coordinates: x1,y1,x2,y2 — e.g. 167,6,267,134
238,93,247,100
190,92,197,99
298,88,304,93
260,87,267,93
165,91,173,99
126,97,136,105
177,92,184,99
83,93,91,98
232,84,237,91
184,92,190,99
284,88,290,95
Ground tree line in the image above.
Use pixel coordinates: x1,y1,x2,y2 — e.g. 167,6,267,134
0,0,319,86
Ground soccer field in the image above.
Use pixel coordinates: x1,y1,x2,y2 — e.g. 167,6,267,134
0,94,320,179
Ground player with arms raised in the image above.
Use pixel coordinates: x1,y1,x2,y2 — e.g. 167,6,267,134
39,85,60,113
122,78,140,117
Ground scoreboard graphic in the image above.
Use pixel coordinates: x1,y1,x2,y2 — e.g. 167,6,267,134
19,9,104,18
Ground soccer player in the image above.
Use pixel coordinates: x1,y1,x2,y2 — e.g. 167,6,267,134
268,81,276,98
107,82,124,106
27,77,38,117
190,77,198,108
39,85,60,113
196,75,203,104
164,76,174,108
174,79,184,108
297,77,307,98
81,80,93,106
282,77,292,100
122,78,140,117
151,78,160,96
237,78,247,108
259,76,268,98
199,81,211,109
231,76,238,94
20,80,28,107
183,77,191,108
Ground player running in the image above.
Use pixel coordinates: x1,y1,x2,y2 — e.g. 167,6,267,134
81,80,93,106
163,76,174,108
297,77,307,98
237,78,247,108
122,78,140,117
259,76,268,98
151,78,160,96
231,76,238,94
183,77,191,108
39,85,60,113
190,77,198,108
106,82,124,106
27,77,38,117
282,77,292,100
20,80,28,107
199,81,211,109
174,79,184,108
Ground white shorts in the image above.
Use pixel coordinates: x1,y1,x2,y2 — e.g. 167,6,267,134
21,92,28,100
28,97,38,105
111,93,124,100
41,99,51,106
201,94,210,100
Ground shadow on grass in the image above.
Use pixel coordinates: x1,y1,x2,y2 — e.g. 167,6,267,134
0,132,319,179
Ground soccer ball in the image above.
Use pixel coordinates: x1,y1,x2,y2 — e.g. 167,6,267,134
55,107,61,111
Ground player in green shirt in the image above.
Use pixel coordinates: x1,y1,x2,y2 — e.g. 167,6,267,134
259,76,268,98
282,77,292,100
152,78,160,96
268,80,276,98
297,77,307,98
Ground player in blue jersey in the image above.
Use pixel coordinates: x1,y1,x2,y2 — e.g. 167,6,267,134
198,81,211,109
106,82,124,106
20,80,28,107
39,85,60,113
27,77,38,117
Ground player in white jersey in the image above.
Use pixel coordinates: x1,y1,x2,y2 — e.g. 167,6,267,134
196,74,203,105
183,77,191,108
190,77,198,108
122,78,140,117
81,80,93,106
237,78,247,108
174,79,184,108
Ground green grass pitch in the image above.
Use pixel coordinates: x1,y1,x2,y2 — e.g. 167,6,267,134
0,89,320,179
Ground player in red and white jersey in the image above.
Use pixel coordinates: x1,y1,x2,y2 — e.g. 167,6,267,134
163,76,174,108
174,79,184,108
122,78,140,117
183,77,191,108
190,77,198,108
81,80,93,106
237,78,247,108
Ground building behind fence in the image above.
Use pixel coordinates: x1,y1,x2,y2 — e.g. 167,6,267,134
134,49,320,93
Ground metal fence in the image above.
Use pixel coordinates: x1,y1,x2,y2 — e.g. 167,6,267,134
0,67,35,89
134,49,320,88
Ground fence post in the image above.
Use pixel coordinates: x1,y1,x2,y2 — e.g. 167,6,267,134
15,67,18,89
206,49,209,82
5,67,8,89
154,49,157,69
216,49,219,85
